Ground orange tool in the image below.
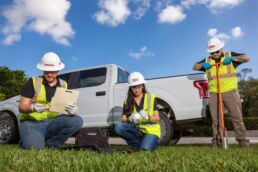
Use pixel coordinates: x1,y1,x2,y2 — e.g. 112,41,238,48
212,62,228,149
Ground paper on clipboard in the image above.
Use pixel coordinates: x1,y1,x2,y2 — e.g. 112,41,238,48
49,87,79,114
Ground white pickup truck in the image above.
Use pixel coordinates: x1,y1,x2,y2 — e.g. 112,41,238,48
0,64,210,145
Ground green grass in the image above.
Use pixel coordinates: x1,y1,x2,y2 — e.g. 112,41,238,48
0,144,258,172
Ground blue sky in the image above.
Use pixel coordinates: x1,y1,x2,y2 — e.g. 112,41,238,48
0,0,257,79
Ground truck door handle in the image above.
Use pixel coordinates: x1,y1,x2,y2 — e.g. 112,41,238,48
96,91,106,96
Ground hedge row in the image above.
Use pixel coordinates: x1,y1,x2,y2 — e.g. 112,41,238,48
191,117,258,137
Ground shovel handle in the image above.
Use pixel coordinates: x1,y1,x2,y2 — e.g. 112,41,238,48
211,62,223,67
212,62,227,142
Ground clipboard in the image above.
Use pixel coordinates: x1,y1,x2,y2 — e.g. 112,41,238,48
49,87,79,114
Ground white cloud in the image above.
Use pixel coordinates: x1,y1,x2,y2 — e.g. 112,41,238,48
1,0,74,46
129,46,154,59
181,0,209,9
155,0,172,11
207,28,230,40
132,0,151,20
2,33,21,45
158,5,186,24
216,33,231,40
208,0,244,10
94,0,131,27
207,28,218,37
231,26,243,38
207,26,243,42
181,0,244,13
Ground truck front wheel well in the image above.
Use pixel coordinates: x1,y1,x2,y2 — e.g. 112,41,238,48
156,98,176,122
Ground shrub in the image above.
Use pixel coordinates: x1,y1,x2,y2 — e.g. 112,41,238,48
191,117,258,137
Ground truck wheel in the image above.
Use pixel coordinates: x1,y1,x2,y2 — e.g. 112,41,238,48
0,112,19,144
159,111,173,145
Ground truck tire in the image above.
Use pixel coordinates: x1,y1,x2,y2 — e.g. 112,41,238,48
0,112,19,144
159,111,173,145
159,111,181,145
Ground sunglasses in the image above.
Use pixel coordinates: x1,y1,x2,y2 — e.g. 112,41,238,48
210,50,220,55
44,71,58,75
131,85,143,89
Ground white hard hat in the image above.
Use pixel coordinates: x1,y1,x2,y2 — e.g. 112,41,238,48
128,72,147,86
207,37,224,53
37,52,65,71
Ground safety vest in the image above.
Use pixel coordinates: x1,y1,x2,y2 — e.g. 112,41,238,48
127,93,161,138
20,77,67,121
205,51,237,93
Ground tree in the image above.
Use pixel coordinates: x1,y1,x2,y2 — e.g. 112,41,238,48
237,68,258,117
0,92,5,101
237,68,252,81
239,79,258,117
0,66,28,100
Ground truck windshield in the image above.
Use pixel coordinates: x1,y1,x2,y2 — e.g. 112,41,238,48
117,68,129,83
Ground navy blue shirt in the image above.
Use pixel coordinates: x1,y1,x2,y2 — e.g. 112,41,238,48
20,77,63,102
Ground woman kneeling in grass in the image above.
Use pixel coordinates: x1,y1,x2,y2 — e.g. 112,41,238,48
115,72,161,151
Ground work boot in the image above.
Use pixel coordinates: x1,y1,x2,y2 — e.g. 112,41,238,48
239,139,250,148
211,139,218,149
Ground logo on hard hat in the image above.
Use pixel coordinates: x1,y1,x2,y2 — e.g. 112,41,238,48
132,78,139,82
208,45,215,49
44,64,55,66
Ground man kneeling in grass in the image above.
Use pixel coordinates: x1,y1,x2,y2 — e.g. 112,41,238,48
19,52,83,149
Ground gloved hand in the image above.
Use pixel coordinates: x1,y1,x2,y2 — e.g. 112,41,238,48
65,103,78,115
223,56,233,65
31,103,49,113
139,110,149,121
202,62,211,70
128,113,141,124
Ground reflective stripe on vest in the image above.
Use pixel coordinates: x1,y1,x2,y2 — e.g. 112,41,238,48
20,77,67,121
131,93,161,138
208,73,237,80
205,51,238,93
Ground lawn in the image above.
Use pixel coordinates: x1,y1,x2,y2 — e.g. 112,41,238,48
0,144,258,172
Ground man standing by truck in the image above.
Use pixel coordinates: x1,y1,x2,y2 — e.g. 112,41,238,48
193,37,250,148
19,52,83,149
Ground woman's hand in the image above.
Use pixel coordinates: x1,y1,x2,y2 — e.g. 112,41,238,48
149,110,160,123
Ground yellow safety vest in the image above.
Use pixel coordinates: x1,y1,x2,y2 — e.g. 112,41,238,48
20,77,67,121
127,93,161,138
205,51,237,93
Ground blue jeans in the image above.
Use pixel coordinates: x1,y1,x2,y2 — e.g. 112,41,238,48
115,122,159,151
19,115,83,149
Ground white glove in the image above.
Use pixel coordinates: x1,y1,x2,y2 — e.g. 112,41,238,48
139,110,149,121
31,103,49,113
128,113,141,124
65,103,78,115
